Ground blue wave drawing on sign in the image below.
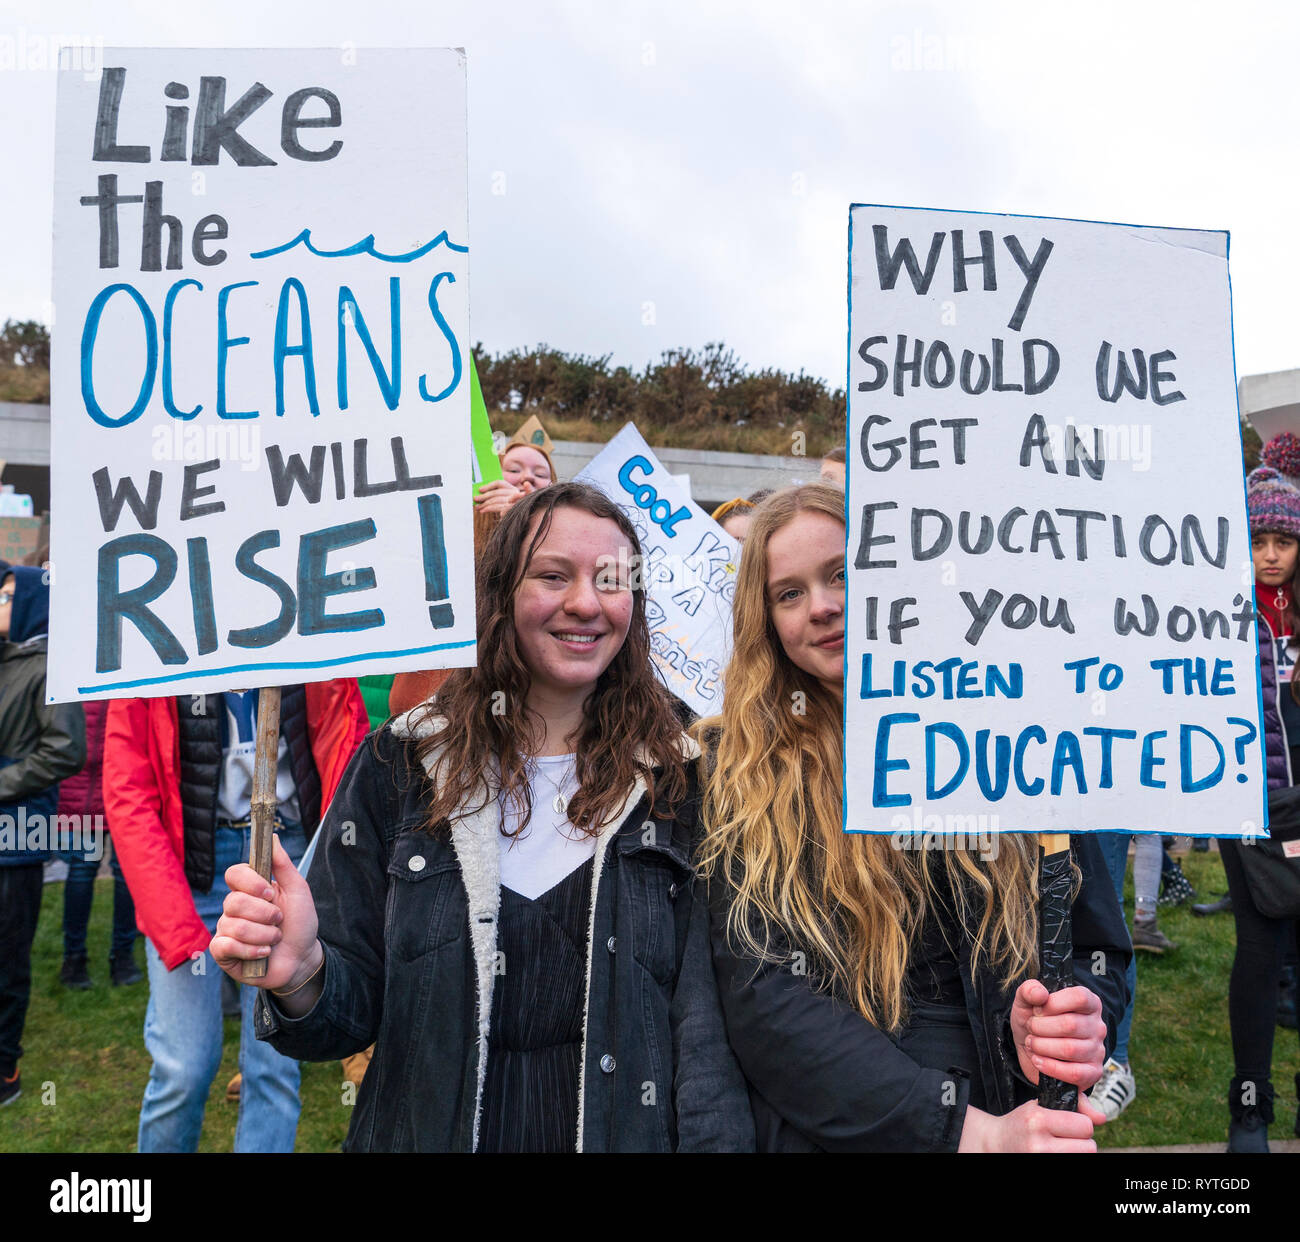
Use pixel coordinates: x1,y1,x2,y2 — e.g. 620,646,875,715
250,229,469,263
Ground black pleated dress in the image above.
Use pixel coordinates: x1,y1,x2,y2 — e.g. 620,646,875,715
477,856,595,1152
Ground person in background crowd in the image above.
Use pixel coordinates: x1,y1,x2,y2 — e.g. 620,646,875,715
104,681,368,1151
473,440,558,515
356,675,395,731
211,483,754,1152
57,699,142,989
1132,835,1176,954
1194,889,1234,916
1089,834,1141,1121
696,484,1129,1151
1088,830,1174,1123
711,498,754,543
1280,947,1299,1030
819,445,846,487
1159,842,1196,907
8,543,132,991
1215,458,1300,1151
1253,433,1300,1038
0,566,86,1107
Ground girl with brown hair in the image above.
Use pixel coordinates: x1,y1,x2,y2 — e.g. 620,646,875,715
211,482,753,1151
696,483,1130,1151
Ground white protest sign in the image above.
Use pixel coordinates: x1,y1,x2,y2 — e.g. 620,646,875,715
845,205,1264,836
48,48,475,702
576,423,737,716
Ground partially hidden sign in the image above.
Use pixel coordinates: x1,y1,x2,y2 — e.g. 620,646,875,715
845,205,1264,836
576,423,738,717
49,48,475,702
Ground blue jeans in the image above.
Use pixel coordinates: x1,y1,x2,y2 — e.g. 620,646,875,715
137,822,305,1153
1096,832,1137,1066
58,846,137,959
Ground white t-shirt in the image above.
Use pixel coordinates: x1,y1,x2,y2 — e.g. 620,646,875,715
216,690,300,823
498,753,596,900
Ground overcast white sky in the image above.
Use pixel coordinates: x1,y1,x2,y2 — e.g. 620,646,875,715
2,0,1296,392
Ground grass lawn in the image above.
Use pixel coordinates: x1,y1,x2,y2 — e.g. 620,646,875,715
1097,848,1299,1148
2,849,1297,1151
1,876,351,1153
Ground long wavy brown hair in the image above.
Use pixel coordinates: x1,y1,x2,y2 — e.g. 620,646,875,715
694,483,1040,1032
416,481,687,836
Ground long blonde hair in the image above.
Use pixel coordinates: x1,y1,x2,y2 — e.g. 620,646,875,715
695,483,1039,1031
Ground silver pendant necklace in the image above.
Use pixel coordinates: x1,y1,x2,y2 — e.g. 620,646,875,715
528,755,576,818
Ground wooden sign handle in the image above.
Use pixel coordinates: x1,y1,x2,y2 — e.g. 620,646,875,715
1036,831,1078,1111
241,686,282,982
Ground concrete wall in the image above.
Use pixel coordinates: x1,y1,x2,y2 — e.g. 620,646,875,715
0,402,824,512
1238,368,1300,443
0,402,50,467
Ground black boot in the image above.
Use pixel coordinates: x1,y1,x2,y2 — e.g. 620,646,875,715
1193,894,1232,917
1227,1077,1273,1153
59,954,92,990
109,952,143,987
1295,1073,1300,1140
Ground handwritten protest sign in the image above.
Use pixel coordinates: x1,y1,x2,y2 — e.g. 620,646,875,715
48,48,475,702
576,423,738,716
845,205,1263,836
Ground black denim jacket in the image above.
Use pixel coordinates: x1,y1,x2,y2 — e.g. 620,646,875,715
254,715,755,1152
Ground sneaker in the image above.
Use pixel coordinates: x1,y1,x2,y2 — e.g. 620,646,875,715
109,953,143,987
1132,916,1177,953
1089,1057,1136,1121
0,1071,19,1107
1158,864,1196,907
59,954,92,989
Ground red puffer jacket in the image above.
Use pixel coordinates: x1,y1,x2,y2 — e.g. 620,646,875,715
58,699,108,820
104,681,369,970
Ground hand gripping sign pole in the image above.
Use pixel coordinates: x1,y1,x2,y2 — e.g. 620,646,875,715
1036,832,1077,1110
241,687,282,982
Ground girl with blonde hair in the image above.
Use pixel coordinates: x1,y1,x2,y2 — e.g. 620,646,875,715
696,483,1130,1152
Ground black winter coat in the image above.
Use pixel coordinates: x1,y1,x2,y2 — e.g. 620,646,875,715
708,833,1131,1152
255,712,755,1152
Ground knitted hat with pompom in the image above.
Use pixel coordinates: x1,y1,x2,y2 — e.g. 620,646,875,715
1261,432,1300,490
1247,466,1300,539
